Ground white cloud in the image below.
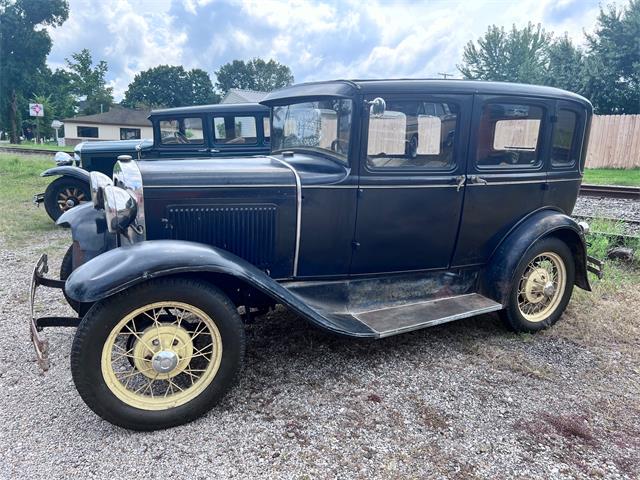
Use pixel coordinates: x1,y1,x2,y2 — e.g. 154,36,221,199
46,0,622,100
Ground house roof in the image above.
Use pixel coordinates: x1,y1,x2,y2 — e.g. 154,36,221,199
220,88,269,104
63,105,152,127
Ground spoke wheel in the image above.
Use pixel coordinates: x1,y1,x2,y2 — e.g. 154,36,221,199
44,177,90,221
500,237,575,333
57,186,86,212
71,278,245,430
516,252,566,322
101,302,223,411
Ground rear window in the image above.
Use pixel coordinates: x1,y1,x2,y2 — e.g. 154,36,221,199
159,118,204,145
213,116,258,144
551,109,579,166
476,103,544,168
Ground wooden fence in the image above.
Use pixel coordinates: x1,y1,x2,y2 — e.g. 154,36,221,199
585,114,640,169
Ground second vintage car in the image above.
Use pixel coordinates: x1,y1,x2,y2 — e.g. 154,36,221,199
36,102,270,220
31,79,601,430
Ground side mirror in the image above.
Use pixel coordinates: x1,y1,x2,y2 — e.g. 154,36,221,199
54,151,73,166
369,97,386,117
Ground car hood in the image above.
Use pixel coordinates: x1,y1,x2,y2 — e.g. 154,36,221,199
136,156,296,188
76,138,153,154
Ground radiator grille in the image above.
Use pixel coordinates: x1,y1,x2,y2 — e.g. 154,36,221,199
166,205,277,268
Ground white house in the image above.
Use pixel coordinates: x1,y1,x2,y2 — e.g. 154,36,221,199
62,105,152,146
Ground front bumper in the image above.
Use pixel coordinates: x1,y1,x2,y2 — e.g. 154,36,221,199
29,254,81,371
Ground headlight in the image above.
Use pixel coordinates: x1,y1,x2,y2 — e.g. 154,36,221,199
103,185,137,233
54,151,73,166
90,171,112,209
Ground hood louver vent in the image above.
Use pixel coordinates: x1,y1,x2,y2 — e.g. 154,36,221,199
166,205,277,268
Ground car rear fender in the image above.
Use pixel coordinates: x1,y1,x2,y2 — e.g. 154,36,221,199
41,166,91,183
65,240,348,335
480,209,590,305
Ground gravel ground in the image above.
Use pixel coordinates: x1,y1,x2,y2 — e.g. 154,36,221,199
1,230,640,480
573,197,640,235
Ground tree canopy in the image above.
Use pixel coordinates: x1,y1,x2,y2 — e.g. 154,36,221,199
65,49,114,115
457,0,640,114
0,0,69,142
214,58,294,95
122,65,219,108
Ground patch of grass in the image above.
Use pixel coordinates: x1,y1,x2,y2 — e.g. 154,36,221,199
2,142,73,152
583,168,640,186
0,154,58,244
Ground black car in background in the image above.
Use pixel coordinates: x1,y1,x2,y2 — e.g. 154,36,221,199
30,79,602,430
36,103,270,220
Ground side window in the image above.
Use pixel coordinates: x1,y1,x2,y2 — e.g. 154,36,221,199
366,99,459,169
159,118,204,145
213,116,258,144
263,117,270,143
551,109,578,166
476,102,543,168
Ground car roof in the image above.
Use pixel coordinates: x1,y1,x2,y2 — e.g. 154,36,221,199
261,79,592,109
150,102,269,117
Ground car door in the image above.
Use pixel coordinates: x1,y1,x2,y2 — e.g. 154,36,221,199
211,113,270,157
350,93,473,274
452,95,553,266
155,115,210,158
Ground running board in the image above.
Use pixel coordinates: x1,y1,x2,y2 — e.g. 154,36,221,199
351,293,502,337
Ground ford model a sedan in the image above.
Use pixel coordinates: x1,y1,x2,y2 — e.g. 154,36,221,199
36,103,270,221
30,79,602,430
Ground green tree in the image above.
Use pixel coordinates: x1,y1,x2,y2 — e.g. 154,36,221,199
583,0,640,113
0,0,68,142
458,23,552,84
214,58,294,95
542,35,586,94
65,49,113,115
122,65,219,108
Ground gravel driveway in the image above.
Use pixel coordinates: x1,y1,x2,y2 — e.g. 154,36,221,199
1,229,639,480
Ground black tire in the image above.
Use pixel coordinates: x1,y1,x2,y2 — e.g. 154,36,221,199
500,236,575,332
59,245,82,314
44,176,90,222
70,278,245,430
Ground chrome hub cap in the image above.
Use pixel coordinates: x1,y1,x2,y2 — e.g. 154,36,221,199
57,187,86,212
152,351,178,373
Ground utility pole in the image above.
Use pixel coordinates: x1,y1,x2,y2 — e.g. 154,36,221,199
438,72,455,79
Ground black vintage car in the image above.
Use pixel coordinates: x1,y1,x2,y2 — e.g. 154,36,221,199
30,79,602,430
36,103,270,220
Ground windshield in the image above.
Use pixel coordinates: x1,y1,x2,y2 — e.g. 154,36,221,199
271,98,353,163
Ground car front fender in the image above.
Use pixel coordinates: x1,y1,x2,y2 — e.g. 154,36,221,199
65,240,357,336
41,166,91,183
481,209,591,305
56,203,116,269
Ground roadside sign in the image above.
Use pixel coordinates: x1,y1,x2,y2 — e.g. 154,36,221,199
29,103,44,117
51,120,63,129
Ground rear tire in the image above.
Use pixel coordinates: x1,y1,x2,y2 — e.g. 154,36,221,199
44,177,90,221
70,278,245,430
500,237,575,332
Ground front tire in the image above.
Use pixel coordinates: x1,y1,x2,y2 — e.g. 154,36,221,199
70,278,245,430
500,237,575,332
44,177,90,221
60,245,81,314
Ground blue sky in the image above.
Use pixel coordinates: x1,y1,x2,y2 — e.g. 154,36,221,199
46,0,614,100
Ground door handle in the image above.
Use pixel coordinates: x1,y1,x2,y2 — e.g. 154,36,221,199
469,175,488,185
197,148,208,153
454,175,466,192
210,149,220,153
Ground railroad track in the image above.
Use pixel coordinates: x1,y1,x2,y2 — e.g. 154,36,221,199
0,146,57,157
579,184,640,200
